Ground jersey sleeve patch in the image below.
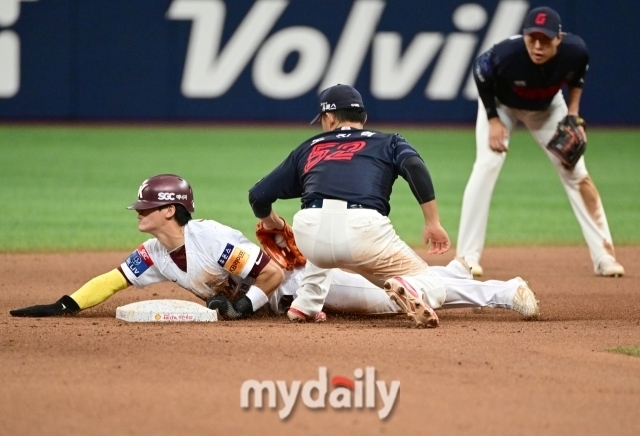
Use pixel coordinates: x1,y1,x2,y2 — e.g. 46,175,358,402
248,250,271,278
474,51,493,83
217,243,250,275
125,245,154,277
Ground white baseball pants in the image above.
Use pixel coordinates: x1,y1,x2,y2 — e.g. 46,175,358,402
270,259,523,315
457,92,616,268
290,199,446,316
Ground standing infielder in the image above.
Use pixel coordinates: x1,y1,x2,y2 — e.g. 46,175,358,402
457,6,624,278
249,84,538,328
9,174,539,322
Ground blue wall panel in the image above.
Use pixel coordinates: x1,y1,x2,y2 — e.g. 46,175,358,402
0,0,638,123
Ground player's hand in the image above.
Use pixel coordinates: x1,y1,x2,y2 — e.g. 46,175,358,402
206,294,236,319
423,223,450,255
488,118,508,153
10,295,81,317
567,113,587,142
578,125,587,142
206,294,254,320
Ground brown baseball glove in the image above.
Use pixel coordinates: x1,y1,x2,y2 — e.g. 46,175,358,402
255,219,306,271
546,115,587,170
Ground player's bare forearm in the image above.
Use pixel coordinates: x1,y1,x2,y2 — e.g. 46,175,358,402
420,200,451,254
260,210,285,231
567,87,583,116
488,117,508,152
566,87,587,140
253,259,285,297
420,199,441,225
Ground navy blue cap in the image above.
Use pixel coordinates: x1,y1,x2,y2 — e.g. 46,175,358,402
522,7,562,39
310,84,365,125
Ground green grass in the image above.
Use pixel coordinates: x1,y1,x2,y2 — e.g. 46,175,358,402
1,125,639,251
607,346,640,358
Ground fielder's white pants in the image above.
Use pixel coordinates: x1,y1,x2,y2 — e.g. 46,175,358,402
270,259,521,315
290,199,446,316
457,92,616,268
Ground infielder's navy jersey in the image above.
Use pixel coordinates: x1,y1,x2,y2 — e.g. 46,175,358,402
249,127,420,216
474,33,588,117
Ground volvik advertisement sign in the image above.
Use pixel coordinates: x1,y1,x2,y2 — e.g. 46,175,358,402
0,0,638,123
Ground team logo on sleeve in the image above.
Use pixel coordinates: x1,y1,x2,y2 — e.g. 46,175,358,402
125,245,154,277
217,243,249,275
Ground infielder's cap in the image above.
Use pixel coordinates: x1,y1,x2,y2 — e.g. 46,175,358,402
128,174,195,213
310,84,365,125
522,6,562,39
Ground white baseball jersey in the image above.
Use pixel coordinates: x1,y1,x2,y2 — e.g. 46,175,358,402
120,219,262,301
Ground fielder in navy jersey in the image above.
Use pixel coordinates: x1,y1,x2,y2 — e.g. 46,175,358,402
457,6,624,278
248,84,539,327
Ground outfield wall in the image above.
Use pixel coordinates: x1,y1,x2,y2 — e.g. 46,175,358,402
0,0,638,123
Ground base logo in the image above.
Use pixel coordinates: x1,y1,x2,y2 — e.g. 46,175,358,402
240,366,399,420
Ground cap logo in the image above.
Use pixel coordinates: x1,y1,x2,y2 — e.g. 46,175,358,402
351,103,360,107
535,13,547,25
321,102,336,111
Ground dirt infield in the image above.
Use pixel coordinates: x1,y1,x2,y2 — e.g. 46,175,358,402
1,247,639,436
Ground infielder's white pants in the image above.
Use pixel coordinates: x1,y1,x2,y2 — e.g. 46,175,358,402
290,199,446,316
270,259,521,315
457,92,616,268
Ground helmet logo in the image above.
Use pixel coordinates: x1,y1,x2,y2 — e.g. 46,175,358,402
138,182,149,200
158,192,176,200
158,192,189,201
